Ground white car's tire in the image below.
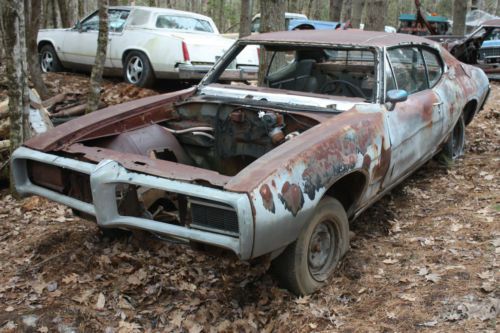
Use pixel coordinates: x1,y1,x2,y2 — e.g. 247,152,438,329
123,51,155,88
40,44,63,72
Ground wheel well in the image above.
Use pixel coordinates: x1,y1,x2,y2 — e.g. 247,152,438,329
122,49,149,66
463,100,477,126
325,171,367,216
38,41,53,52
293,24,315,30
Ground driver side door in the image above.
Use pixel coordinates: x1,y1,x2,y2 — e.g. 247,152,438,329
382,46,444,188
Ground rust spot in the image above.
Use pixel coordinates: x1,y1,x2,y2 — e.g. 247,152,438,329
259,184,275,213
279,181,304,216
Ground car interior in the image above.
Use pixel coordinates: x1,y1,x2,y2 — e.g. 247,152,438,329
263,47,376,101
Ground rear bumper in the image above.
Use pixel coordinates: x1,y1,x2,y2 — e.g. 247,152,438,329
156,64,258,81
11,147,254,259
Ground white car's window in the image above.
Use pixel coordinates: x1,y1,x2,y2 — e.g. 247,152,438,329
109,9,130,32
80,12,99,31
422,49,443,88
156,15,213,33
388,47,427,94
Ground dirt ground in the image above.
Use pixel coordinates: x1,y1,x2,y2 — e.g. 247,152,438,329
0,77,498,333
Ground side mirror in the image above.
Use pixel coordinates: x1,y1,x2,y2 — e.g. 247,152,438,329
386,89,408,111
74,20,81,31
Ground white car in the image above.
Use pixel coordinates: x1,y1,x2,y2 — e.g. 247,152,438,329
38,6,259,87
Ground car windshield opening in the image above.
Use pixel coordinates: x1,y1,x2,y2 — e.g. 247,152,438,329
209,44,377,102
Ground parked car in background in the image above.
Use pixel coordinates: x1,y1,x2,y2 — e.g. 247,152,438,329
250,12,308,33
17,29,489,295
38,6,259,87
427,19,500,80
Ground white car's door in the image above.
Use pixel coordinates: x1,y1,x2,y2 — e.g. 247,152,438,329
62,9,130,68
62,11,100,66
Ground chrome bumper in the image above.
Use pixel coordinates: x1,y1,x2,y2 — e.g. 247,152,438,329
11,147,254,259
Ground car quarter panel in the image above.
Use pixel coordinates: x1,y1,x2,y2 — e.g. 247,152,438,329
225,106,390,258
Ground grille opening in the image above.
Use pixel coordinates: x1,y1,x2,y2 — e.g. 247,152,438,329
115,185,239,237
27,160,92,203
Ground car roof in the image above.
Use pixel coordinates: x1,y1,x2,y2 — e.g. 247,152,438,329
240,29,439,48
481,19,500,27
110,5,213,21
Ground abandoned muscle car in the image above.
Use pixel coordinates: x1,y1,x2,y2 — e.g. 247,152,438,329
13,30,490,295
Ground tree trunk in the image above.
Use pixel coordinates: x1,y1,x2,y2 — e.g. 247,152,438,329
78,0,85,18
0,0,31,193
351,0,364,28
239,0,252,38
258,0,286,86
497,0,500,16
25,0,50,100
57,0,71,27
452,0,467,35
342,0,352,22
86,0,109,114
364,0,387,31
329,0,343,21
471,0,480,11
51,0,58,28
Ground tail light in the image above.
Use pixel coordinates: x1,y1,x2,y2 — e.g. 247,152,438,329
182,41,190,62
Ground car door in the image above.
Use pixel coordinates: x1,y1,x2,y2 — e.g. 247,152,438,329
107,9,131,69
382,46,444,188
62,11,99,67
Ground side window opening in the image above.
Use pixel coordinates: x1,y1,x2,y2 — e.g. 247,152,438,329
422,49,443,88
388,47,428,94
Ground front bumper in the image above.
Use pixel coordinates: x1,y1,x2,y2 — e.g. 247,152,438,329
12,147,254,260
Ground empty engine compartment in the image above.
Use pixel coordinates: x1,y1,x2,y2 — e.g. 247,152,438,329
91,100,320,176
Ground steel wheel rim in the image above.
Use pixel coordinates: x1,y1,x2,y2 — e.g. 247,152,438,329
126,56,144,84
41,51,54,72
308,220,339,281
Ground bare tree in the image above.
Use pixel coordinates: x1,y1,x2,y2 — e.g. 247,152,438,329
25,0,50,100
342,0,353,21
351,0,364,28
329,0,343,21
0,0,31,192
452,0,467,35
364,0,388,31
258,0,286,86
86,0,109,114
239,0,252,38
57,0,72,27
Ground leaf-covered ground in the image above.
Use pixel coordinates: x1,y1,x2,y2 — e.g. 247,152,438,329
0,78,498,333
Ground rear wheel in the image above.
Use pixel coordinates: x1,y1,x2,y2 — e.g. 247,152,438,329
123,51,155,88
40,44,63,72
271,197,349,296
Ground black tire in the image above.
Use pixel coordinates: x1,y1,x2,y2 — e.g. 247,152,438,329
39,44,63,72
123,51,155,88
271,197,350,296
440,114,465,162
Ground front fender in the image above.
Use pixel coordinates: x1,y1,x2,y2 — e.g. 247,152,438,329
235,105,389,258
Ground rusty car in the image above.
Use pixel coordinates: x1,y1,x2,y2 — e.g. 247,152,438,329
13,30,490,295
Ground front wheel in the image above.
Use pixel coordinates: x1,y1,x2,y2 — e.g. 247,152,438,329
40,44,63,72
271,197,350,296
123,51,155,88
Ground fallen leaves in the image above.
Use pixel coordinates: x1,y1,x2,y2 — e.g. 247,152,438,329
95,292,106,310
